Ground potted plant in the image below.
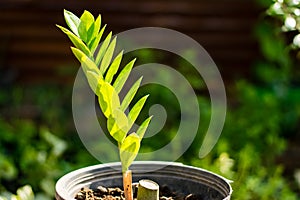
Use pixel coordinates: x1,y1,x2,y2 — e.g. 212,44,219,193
56,10,232,200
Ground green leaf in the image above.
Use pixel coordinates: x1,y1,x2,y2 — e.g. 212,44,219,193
105,51,123,84
95,31,112,67
120,133,140,172
78,10,95,43
86,71,103,94
89,25,106,53
128,95,149,129
41,128,67,157
107,108,128,143
63,9,80,37
136,116,152,139
86,23,95,44
57,25,91,57
113,58,136,93
98,82,120,118
71,47,100,75
71,47,103,92
91,15,101,42
99,36,117,75
120,77,142,112
86,14,101,45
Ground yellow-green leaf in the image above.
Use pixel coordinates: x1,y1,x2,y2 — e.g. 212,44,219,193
120,133,141,172
107,108,128,143
86,71,103,94
136,116,152,139
128,95,149,129
71,47,100,75
63,9,80,37
97,82,120,118
113,58,136,94
86,23,95,44
120,77,142,112
95,31,112,67
86,14,101,45
105,51,123,84
57,25,91,57
91,15,101,42
89,25,106,54
99,36,117,75
78,10,95,43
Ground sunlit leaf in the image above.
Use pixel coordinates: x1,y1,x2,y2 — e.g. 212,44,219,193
86,14,101,45
63,9,80,37
89,15,101,44
99,36,117,75
57,25,91,57
136,116,152,139
95,32,112,67
16,185,34,200
113,58,136,93
107,108,128,143
120,77,142,112
71,47,100,75
105,51,123,84
98,82,120,118
86,71,103,94
120,133,140,172
86,23,95,44
128,95,149,129
78,10,95,43
89,25,106,54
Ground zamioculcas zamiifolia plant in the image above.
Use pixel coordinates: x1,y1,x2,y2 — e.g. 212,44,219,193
57,10,152,200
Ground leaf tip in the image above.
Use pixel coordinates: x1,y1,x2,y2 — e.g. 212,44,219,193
144,94,150,99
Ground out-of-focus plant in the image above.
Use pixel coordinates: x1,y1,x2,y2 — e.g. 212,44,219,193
0,185,34,200
174,1,300,199
0,118,67,199
0,84,87,200
267,0,300,51
255,0,300,139
188,79,299,199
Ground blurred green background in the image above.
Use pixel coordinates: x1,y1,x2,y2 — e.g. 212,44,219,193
0,0,300,199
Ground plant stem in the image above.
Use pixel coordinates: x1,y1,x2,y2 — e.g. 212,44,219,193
123,170,133,200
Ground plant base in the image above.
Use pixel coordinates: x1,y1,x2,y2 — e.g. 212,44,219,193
56,161,232,200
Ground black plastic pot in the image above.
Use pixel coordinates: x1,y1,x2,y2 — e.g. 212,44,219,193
55,161,232,200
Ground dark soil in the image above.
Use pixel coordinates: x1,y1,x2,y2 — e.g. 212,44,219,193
75,184,202,200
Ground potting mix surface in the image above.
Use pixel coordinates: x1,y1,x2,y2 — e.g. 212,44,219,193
75,185,203,200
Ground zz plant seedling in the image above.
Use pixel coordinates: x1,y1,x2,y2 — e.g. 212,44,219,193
57,10,152,200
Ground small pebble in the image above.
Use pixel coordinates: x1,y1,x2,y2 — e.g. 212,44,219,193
98,186,108,194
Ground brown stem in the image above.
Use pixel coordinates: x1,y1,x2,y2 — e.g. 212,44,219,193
123,170,133,200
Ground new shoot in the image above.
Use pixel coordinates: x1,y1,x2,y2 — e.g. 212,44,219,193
57,10,152,200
